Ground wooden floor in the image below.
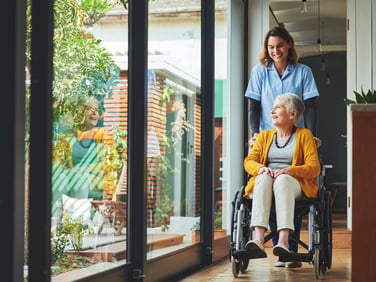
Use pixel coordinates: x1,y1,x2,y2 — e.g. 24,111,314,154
180,248,351,282
180,212,351,282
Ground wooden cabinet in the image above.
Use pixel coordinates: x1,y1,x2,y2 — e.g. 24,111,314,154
351,104,376,281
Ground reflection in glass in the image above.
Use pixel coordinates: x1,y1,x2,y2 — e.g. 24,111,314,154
214,0,228,240
48,1,128,279
146,0,201,259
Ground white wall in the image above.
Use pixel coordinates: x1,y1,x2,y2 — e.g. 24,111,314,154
91,14,228,80
346,0,376,230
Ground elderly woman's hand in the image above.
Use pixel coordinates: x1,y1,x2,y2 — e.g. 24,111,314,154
273,168,290,179
258,166,274,177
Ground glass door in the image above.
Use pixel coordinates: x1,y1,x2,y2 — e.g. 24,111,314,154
146,0,202,259
49,1,128,280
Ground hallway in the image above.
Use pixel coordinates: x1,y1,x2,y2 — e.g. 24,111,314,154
180,248,351,281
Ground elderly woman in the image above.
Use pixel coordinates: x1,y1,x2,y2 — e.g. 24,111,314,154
243,92,320,257
52,96,120,216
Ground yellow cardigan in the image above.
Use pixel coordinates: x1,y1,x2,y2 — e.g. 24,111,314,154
244,128,321,199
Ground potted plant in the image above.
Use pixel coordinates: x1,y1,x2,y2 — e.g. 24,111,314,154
345,87,376,272
213,209,227,239
61,215,90,254
191,220,200,243
190,210,227,243
344,88,376,105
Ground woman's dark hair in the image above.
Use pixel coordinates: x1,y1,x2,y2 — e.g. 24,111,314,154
259,26,299,66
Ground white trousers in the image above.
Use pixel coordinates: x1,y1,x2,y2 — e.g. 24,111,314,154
250,174,303,232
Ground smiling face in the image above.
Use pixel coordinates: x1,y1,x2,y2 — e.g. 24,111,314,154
267,36,292,65
270,97,295,128
84,106,100,128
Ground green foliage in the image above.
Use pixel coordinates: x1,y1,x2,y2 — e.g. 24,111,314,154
152,87,195,232
51,254,95,276
112,125,128,154
26,0,121,124
161,87,175,106
53,0,120,123
191,209,222,231
119,0,129,9
80,0,115,25
344,88,376,105
214,209,222,229
51,228,69,265
154,153,174,232
61,216,90,254
191,220,200,231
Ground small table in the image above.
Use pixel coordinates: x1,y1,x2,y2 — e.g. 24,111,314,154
328,182,347,209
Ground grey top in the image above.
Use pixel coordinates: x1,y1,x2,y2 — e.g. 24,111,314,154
267,133,296,170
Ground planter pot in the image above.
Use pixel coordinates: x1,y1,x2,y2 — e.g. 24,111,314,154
350,104,376,281
214,229,227,239
191,229,227,243
191,230,200,243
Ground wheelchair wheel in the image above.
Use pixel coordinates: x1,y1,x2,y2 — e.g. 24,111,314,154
325,191,333,270
232,256,249,277
232,258,240,277
313,246,320,280
230,191,240,244
240,258,249,273
320,189,333,273
230,188,251,277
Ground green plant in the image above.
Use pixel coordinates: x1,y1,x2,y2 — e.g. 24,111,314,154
190,210,223,232
51,254,95,276
152,86,195,232
154,152,174,232
214,209,223,229
191,220,200,231
112,126,128,154
81,0,116,25
26,0,121,125
51,228,69,265
61,216,90,254
344,88,376,105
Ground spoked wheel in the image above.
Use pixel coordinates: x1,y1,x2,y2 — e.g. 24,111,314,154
313,246,320,280
232,258,240,277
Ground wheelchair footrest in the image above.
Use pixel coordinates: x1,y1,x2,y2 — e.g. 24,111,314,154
232,249,267,260
278,252,312,263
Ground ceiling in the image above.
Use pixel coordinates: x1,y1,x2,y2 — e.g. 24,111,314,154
269,0,347,57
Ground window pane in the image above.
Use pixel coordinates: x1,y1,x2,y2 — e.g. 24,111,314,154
50,2,128,279
147,0,201,259
214,0,228,240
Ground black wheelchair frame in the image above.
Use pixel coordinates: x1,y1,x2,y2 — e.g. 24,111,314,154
229,177,332,279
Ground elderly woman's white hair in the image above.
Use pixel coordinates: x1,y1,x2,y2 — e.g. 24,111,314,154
275,93,305,126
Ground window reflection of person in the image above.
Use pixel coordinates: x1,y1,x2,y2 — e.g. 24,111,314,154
52,97,119,216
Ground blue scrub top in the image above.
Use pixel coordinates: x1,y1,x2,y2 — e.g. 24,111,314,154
244,63,319,130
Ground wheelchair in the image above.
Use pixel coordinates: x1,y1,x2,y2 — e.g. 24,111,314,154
229,174,332,280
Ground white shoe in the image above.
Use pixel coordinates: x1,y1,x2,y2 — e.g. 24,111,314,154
273,244,290,256
245,239,265,252
274,259,285,267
